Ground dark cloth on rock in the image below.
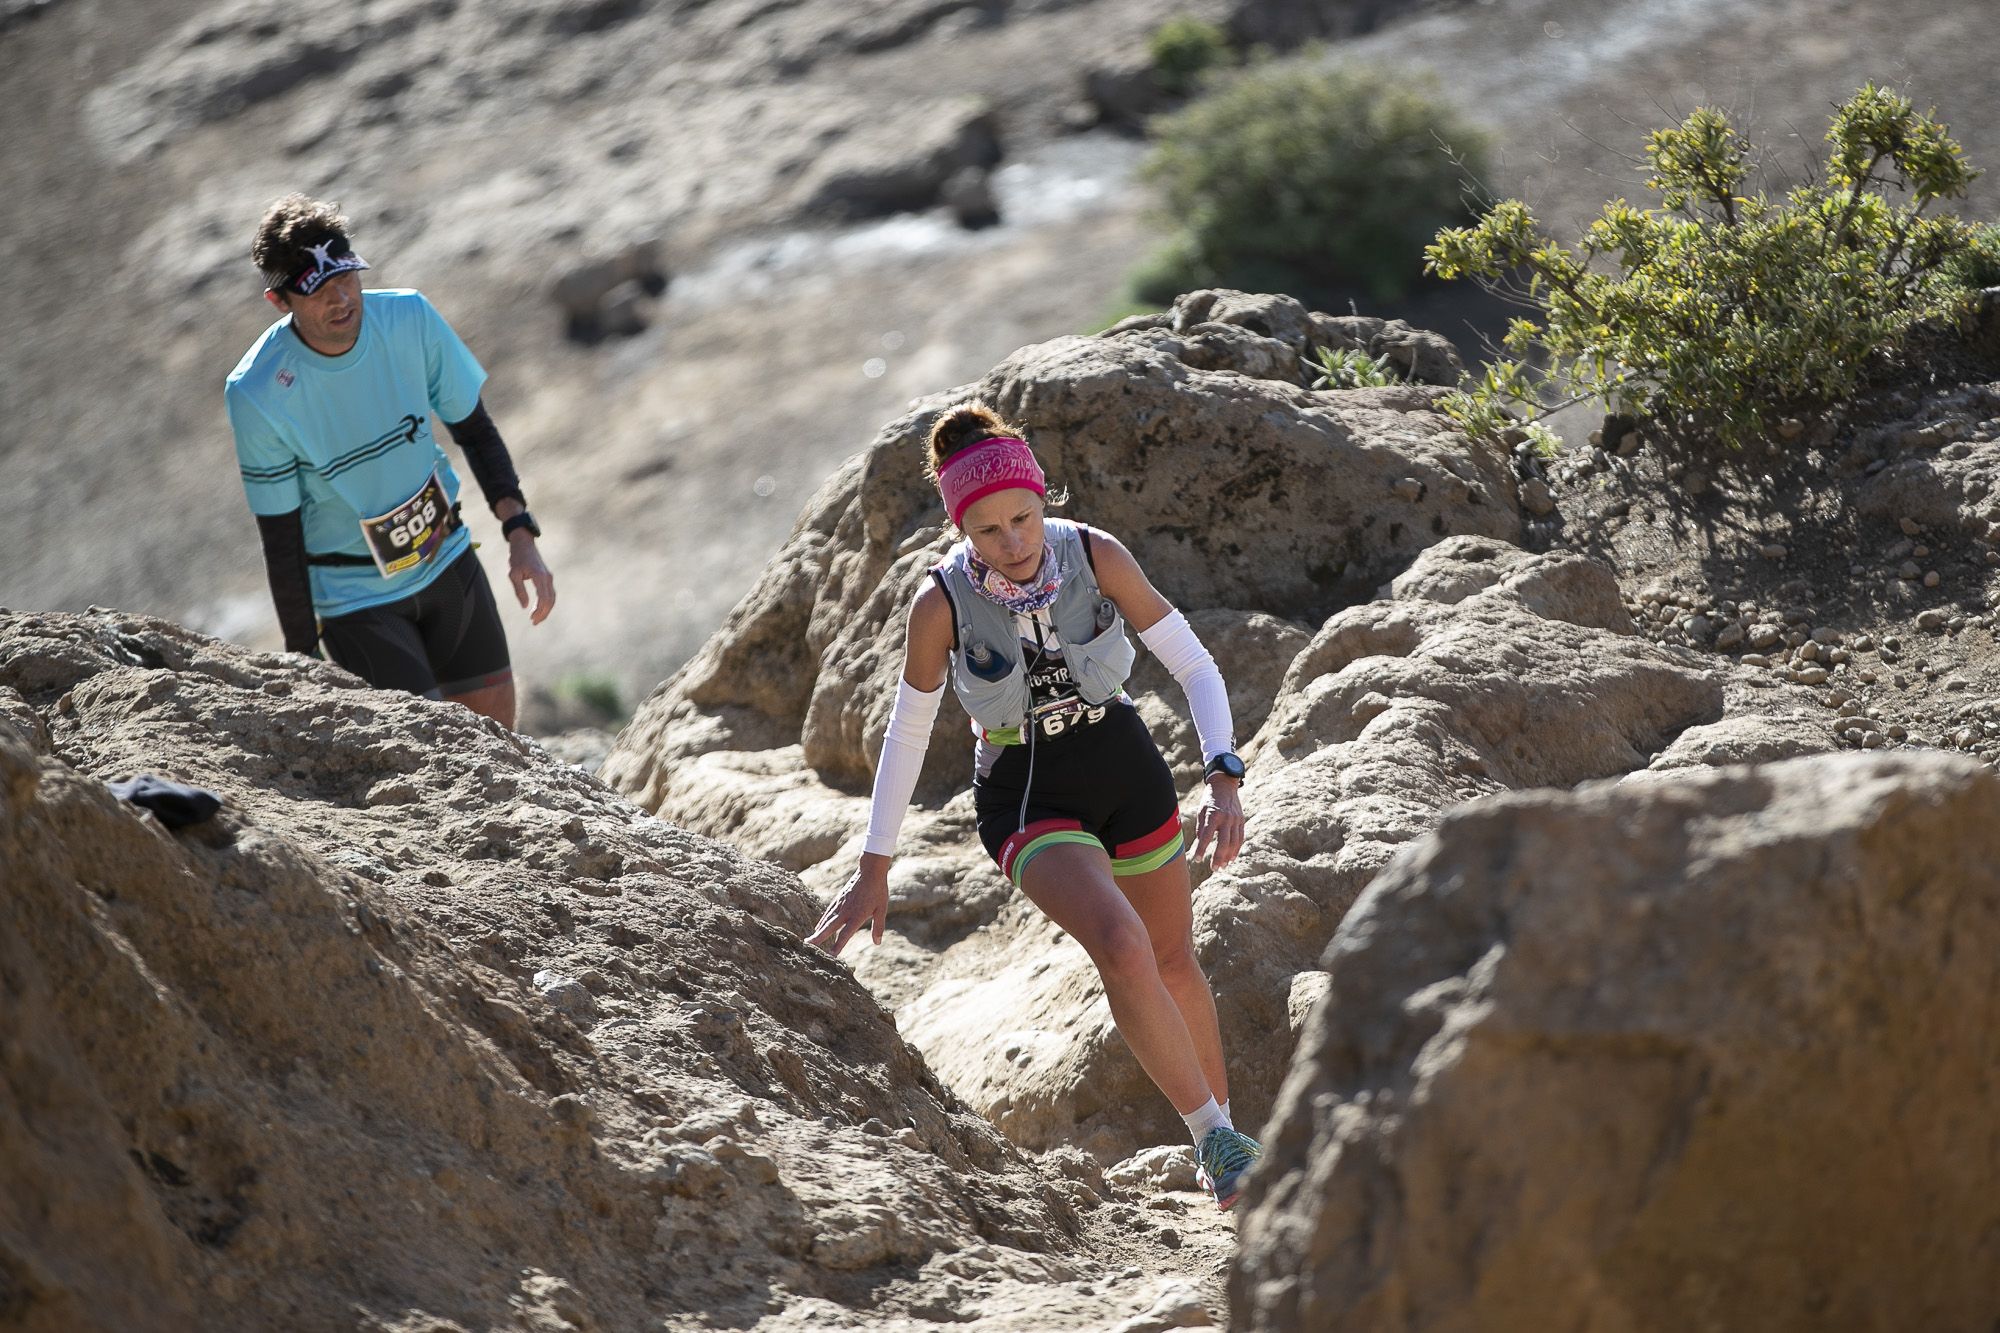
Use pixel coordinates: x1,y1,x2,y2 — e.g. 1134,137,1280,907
108,775,221,829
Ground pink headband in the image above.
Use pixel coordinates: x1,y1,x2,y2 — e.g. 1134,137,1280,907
938,436,1045,526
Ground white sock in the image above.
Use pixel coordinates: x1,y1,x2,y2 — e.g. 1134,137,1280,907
1181,1097,1228,1146
1220,1099,1235,1129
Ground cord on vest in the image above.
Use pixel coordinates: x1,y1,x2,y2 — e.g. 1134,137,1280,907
1016,614,1052,834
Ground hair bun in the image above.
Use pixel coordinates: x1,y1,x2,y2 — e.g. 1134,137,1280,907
938,404,1001,432
925,401,1024,485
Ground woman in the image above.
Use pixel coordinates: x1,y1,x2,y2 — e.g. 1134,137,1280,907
807,403,1262,1210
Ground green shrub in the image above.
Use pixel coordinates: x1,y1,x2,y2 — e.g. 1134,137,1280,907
1943,221,2000,290
1309,345,1397,389
1125,231,1212,307
1149,15,1233,98
1426,85,1988,455
555,672,626,724
1139,61,1490,305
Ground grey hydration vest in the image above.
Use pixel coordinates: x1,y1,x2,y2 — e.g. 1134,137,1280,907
933,518,1137,734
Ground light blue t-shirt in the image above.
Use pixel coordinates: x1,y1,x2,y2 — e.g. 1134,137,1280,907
225,288,485,618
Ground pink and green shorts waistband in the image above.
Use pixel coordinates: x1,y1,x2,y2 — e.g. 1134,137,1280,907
995,814,1184,886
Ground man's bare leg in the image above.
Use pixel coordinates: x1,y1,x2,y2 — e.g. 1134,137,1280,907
445,676,516,729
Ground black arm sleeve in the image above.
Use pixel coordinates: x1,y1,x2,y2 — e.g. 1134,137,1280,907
255,510,321,656
443,399,525,510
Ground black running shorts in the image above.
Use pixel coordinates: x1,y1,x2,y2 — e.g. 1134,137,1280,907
973,702,1184,885
318,546,512,698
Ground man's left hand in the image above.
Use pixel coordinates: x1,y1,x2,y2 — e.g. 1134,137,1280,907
509,533,557,625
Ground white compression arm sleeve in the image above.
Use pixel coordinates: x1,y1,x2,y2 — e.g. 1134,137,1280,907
1138,610,1236,765
861,677,946,857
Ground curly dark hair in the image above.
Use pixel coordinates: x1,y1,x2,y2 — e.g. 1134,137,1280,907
251,194,353,291
924,402,1024,487
924,402,1068,516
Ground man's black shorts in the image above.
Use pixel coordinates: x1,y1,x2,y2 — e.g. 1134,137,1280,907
319,547,511,698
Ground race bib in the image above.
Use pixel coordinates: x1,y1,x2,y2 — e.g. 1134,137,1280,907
1024,651,1105,737
359,470,451,578
1031,699,1108,739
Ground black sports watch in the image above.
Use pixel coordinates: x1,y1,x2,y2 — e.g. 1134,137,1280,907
500,511,541,539
1204,752,1246,783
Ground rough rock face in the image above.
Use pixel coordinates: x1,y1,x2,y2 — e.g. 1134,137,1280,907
1634,702,1839,775
603,294,1533,1153
612,378,1729,1158
1852,380,2000,539
1232,752,2000,1333
0,611,1120,1331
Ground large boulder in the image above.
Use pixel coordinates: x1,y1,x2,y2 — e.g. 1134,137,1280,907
603,295,1525,1158
1231,752,2000,1332
607,289,1516,819
0,611,1103,1331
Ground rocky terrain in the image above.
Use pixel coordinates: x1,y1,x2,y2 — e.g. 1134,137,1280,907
606,284,2000,1155
1533,300,2000,770
1234,750,2000,1331
8,0,2000,1325
0,611,1239,1331
6,286,2000,1327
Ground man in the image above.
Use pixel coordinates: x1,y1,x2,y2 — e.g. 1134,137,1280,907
225,195,554,728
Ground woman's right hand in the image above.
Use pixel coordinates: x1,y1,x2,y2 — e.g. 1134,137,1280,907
806,854,891,957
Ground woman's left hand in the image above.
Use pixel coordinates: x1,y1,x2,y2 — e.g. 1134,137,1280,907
1192,777,1245,869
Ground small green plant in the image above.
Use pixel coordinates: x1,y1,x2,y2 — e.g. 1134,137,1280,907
1426,84,1988,455
1519,422,1562,458
1943,220,2000,290
1149,15,1233,98
555,672,626,724
1309,345,1397,389
1137,61,1490,306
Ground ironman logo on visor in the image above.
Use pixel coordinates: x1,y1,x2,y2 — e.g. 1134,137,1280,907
281,235,370,296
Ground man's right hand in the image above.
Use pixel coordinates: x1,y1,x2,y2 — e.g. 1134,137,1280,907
807,855,891,957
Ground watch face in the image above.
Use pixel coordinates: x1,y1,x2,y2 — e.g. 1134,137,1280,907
1209,753,1246,780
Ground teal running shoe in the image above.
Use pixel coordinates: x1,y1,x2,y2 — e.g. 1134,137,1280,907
1196,1126,1262,1211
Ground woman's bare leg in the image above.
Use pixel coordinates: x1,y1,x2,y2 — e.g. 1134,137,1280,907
1016,842,1212,1113
1116,854,1228,1107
